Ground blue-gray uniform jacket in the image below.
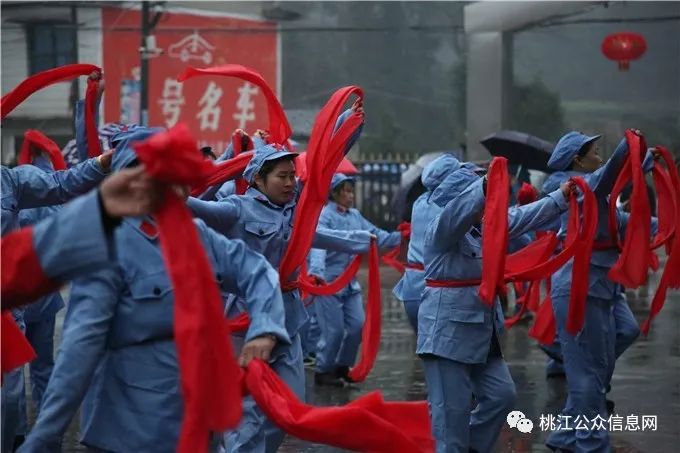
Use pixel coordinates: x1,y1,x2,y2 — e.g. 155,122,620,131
187,189,373,337
14,154,67,319
1,157,107,431
308,201,401,292
15,191,116,291
2,190,116,311
393,154,463,303
18,206,66,322
1,159,106,236
391,192,441,303
20,217,289,452
416,168,569,363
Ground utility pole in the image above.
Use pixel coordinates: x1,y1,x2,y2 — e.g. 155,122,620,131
140,1,150,126
70,4,79,136
139,1,164,126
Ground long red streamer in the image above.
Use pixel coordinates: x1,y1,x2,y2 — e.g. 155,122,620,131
84,78,103,157
479,158,509,305
528,286,556,346
227,244,382,384
189,152,254,197
641,146,680,334
1,63,99,119
244,359,433,453
1,311,36,376
2,63,102,160
381,246,406,273
1,227,62,309
380,222,412,273
565,178,598,335
299,255,364,297
650,163,675,250
428,177,597,335
504,280,539,329
177,64,292,145
608,130,652,287
1,227,57,374
133,125,242,453
18,130,67,170
278,87,364,285
348,241,381,382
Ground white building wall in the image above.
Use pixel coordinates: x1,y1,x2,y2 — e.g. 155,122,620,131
1,5,102,119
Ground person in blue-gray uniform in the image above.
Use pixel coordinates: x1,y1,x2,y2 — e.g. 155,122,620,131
308,173,402,386
418,164,573,453
544,131,656,453
1,141,111,453
187,103,374,452
392,154,462,334
19,128,289,453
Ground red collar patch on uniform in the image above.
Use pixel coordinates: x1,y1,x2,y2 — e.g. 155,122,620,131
139,220,158,237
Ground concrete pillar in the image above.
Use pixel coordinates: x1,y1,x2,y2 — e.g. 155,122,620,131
465,31,513,161
463,1,595,159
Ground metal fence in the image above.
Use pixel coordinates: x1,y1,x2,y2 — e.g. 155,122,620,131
353,160,408,230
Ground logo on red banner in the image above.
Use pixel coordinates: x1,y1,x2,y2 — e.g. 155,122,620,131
102,7,279,155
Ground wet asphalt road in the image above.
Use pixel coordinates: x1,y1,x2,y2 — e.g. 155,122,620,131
31,260,680,452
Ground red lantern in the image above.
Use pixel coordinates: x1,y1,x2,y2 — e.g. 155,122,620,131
601,32,647,71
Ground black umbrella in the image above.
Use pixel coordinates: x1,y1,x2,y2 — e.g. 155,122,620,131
480,130,554,172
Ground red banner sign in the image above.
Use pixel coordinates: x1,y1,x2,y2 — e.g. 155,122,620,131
102,6,279,154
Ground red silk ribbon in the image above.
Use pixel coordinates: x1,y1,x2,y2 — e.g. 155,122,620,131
18,130,67,170
177,64,292,145
608,130,652,287
133,124,242,453
428,177,597,335
641,146,680,334
2,64,102,158
478,158,510,305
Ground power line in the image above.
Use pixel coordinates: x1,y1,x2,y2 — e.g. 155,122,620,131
536,15,680,29
5,17,676,34
1,24,464,34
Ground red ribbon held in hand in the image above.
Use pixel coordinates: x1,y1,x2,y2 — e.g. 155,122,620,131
478,157,510,305
177,64,292,145
608,130,652,287
2,63,103,157
18,130,67,170
641,146,680,335
134,124,242,453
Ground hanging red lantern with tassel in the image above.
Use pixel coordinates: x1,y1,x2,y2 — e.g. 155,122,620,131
601,32,647,71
